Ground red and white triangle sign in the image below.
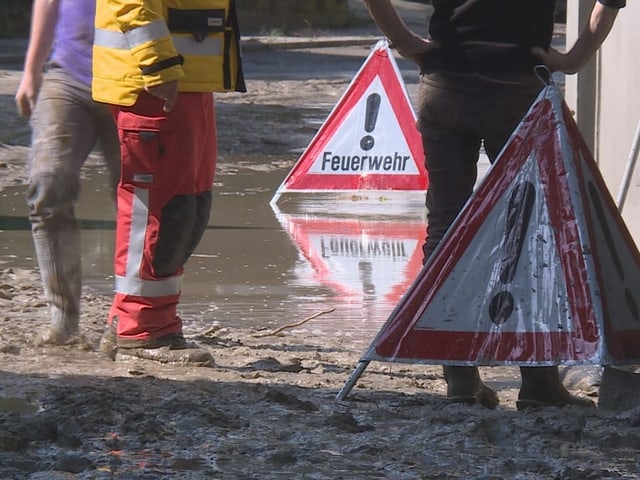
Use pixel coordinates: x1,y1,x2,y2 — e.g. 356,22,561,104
271,39,427,203
358,84,640,368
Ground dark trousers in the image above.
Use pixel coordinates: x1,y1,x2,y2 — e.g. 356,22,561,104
417,71,543,260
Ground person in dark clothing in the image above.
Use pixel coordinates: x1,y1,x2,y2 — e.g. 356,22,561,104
363,0,625,409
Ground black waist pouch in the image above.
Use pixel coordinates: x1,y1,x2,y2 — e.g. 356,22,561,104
166,2,246,93
167,9,226,42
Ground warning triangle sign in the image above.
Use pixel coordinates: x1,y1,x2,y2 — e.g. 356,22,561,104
273,209,425,306
346,84,640,382
271,39,427,205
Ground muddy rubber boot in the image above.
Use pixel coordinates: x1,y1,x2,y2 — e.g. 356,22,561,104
443,365,499,409
32,228,81,346
517,366,595,410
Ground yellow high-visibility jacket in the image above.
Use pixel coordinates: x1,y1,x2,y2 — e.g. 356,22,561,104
93,0,245,106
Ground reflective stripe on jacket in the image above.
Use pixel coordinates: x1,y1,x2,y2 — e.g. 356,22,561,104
93,0,245,106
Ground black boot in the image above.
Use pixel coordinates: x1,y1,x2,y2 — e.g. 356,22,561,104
443,365,499,409
517,366,595,410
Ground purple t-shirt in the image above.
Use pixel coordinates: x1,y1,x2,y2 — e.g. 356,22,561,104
49,0,95,87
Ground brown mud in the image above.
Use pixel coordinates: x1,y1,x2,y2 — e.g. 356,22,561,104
1,3,639,479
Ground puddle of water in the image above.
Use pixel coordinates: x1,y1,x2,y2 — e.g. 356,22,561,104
0,396,39,414
0,155,430,342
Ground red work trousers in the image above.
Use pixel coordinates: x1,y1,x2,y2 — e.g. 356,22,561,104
109,92,216,345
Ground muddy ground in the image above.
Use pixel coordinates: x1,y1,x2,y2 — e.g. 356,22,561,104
2,3,640,479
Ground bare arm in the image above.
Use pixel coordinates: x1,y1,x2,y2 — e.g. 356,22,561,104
15,0,59,118
533,1,620,74
363,0,432,64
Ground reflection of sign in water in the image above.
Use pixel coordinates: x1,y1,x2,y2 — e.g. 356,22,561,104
277,213,425,305
271,39,427,205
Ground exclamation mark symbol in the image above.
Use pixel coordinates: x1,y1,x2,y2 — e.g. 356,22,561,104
359,260,376,301
360,93,381,151
488,181,535,325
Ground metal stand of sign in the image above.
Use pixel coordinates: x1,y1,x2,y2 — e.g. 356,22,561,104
336,359,371,401
616,119,640,213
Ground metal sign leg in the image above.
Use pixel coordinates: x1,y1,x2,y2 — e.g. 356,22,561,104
616,119,640,213
336,360,371,401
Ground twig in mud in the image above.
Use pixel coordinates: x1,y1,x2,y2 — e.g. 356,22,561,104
199,323,223,337
253,308,336,337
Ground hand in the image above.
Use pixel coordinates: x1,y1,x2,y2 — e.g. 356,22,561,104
532,46,579,75
145,80,178,112
15,71,43,118
533,2,620,76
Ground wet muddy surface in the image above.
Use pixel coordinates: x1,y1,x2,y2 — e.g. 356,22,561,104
0,41,427,340
2,6,640,479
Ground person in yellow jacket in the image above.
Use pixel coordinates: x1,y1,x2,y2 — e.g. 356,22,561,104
93,0,245,365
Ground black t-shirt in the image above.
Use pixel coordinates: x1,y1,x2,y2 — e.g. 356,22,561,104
423,0,626,74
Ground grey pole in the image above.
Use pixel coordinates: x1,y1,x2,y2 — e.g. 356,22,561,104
616,119,640,213
336,360,371,401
